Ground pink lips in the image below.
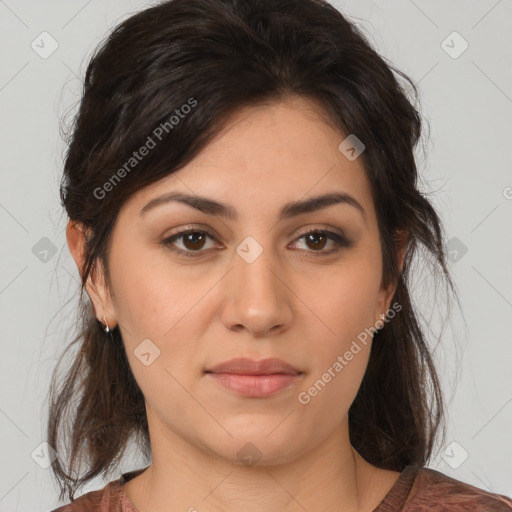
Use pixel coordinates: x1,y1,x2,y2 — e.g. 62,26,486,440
205,357,303,398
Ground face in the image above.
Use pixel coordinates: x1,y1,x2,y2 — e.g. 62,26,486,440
71,95,400,467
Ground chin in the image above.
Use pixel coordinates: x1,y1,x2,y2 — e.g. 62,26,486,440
202,427,305,468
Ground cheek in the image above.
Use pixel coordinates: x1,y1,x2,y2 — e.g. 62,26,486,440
307,258,382,345
107,246,213,387
295,270,377,426
108,244,191,339
109,256,202,413
295,254,381,407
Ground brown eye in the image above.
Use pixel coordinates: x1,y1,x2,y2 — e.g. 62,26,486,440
304,232,328,251
291,229,353,255
181,231,207,250
162,227,353,258
162,229,217,257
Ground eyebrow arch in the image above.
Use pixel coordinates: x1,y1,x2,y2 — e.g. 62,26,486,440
140,191,367,224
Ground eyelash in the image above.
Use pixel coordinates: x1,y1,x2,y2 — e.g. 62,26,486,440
161,228,353,258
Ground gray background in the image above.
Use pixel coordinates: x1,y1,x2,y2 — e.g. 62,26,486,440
1,0,511,510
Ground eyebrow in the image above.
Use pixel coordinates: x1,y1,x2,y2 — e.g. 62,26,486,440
140,191,367,223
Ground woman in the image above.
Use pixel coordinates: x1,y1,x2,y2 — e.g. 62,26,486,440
48,0,512,510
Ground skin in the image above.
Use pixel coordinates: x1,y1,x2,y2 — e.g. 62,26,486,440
67,95,406,512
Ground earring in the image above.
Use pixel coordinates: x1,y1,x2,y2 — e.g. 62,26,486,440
102,316,110,333
374,313,386,335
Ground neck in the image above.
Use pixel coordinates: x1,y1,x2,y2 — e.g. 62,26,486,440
124,418,392,512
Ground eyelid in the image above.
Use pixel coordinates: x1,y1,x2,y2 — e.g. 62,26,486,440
164,223,223,240
292,224,347,240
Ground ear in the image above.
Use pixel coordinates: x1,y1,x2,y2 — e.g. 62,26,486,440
66,220,117,329
374,229,408,323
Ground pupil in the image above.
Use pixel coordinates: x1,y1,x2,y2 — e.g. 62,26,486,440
307,233,326,250
185,232,205,250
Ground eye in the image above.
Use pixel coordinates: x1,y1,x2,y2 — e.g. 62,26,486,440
161,229,218,257
290,229,353,255
161,227,353,258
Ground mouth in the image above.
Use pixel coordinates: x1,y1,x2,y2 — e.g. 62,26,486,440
205,357,304,398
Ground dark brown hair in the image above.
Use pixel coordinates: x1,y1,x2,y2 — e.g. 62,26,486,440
48,0,458,501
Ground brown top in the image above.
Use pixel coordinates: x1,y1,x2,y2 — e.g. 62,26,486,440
50,464,512,511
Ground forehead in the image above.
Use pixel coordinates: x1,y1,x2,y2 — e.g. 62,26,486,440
125,96,376,224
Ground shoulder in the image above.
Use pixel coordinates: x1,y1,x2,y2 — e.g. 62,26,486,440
48,476,134,512
406,466,512,511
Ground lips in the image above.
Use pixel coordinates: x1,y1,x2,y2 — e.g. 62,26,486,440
205,357,303,398
206,357,300,376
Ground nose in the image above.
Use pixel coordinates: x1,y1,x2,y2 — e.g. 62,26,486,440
220,242,293,338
